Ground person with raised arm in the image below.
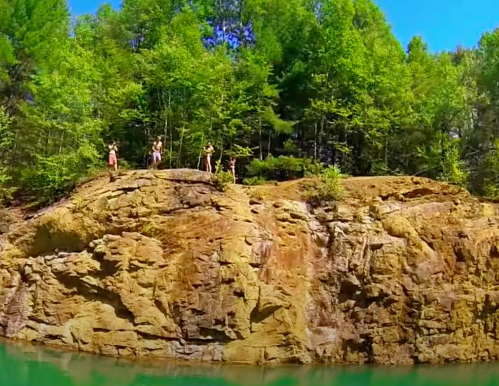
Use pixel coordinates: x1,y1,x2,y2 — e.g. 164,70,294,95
203,142,214,173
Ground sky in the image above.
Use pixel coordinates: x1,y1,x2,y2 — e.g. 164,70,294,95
67,0,499,52
375,0,499,51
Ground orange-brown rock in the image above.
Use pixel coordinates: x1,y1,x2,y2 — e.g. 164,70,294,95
1,170,499,364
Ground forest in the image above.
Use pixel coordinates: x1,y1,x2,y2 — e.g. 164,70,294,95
0,0,498,202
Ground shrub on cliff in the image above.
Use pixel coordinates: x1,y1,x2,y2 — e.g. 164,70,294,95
242,176,268,186
0,168,16,207
20,143,101,202
246,156,324,182
303,165,344,204
213,160,234,191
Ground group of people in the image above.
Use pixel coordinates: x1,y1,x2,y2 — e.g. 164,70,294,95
107,138,237,183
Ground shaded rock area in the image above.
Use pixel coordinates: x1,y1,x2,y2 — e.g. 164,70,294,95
1,169,499,364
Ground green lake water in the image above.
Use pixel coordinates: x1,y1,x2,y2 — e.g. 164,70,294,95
2,339,499,386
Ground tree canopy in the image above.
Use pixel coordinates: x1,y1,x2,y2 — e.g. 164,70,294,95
1,0,499,201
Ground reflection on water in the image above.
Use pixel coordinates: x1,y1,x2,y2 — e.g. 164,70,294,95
2,339,499,386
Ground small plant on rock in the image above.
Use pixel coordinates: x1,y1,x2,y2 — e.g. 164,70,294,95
213,160,234,192
141,220,160,237
303,165,344,205
71,194,86,212
245,187,268,201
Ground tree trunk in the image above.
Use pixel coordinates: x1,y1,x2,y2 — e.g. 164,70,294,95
259,118,263,160
267,130,271,156
314,123,317,160
219,133,224,162
177,127,185,168
163,115,168,163
319,116,325,161
58,131,64,154
168,91,173,169
197,134,204,170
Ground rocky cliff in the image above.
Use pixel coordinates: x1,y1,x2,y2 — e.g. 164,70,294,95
0,169,499,364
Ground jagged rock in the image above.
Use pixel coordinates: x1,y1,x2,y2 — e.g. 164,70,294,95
0,171,499,364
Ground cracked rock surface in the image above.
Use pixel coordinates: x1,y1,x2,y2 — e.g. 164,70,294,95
1,170,499,364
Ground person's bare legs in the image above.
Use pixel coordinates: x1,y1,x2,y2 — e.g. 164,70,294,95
109,163,117,180
151,153,159,170
153,152,161,170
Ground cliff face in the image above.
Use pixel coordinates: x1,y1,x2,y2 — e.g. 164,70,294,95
0,170,499,364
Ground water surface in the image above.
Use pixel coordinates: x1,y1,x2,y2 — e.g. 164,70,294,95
2,339,499,386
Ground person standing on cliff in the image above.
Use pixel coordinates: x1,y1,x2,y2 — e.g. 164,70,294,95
151,136,163,169
229,156,236,183
108,141,118,174
203,142,214,173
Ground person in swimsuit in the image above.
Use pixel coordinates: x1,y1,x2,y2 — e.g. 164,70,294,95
203,142,214,173
229,157,236,184
108,141,118,173
151,136,163,169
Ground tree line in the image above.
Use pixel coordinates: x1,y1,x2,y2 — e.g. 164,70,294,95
0,0,499,202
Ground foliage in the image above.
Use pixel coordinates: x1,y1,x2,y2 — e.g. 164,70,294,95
0,109,15,205
303,161,326,177
303,165,344,204
476,141,499,199
225,145,253,159
118,159,133,171
0,0,499,201
247,156,325,181
20,143,100,202
71,194,86,212
245,187,268,201
0,167,16,207
243,176,268,186
213,160,234,191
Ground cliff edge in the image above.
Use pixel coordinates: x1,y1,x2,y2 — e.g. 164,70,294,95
0,169,498,365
